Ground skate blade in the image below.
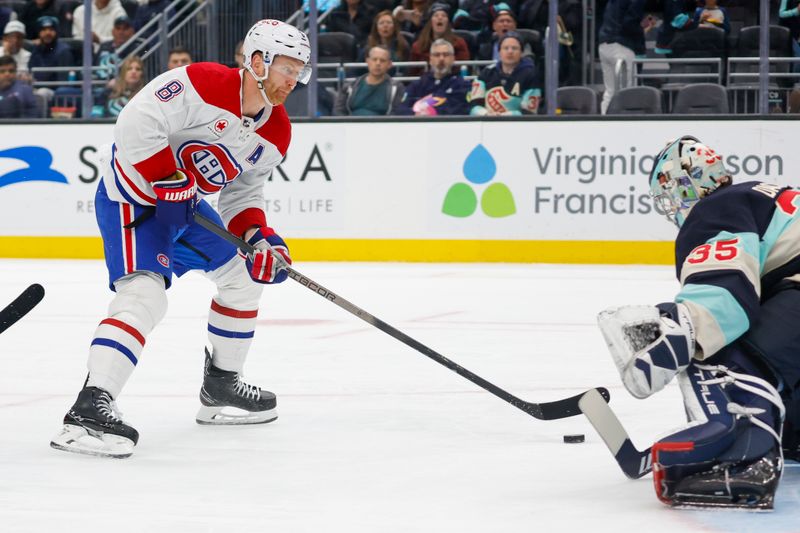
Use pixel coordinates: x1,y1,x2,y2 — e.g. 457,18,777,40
50,424,134,459
195,405,278,425
671,496,774,511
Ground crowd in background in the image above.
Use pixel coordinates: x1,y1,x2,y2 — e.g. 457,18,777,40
0,0,795,119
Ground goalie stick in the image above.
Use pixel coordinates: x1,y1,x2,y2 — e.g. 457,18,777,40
194,212,610,421
579,388,652,479
0,283,45,335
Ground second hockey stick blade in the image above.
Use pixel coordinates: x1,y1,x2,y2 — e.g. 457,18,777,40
0,283,45,335
193,212,610,421
579,388,652,478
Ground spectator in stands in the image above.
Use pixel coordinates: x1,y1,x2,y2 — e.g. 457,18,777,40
688,0,730,33
96,16,137,81
597,0,646,114
396,38,469,115
477,3,523,61
0,56,38,118
234,40,244,68
133,0,171,32
469,32,541,116
326,0,373,48
72,0,128,43
410,3,470,69
334,45,404,115
0,6,13,37
17,0,59,40
29,15,72,84
779,0,800,70
97,54,144,117
393,0,433,37
166,46,192,70
2,21,32,79
364,10,410,62
452,0,495,32
654,0,696,54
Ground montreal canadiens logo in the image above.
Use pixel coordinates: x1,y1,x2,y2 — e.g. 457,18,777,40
157,253,170,267
214,120,228,133
177,140,242,194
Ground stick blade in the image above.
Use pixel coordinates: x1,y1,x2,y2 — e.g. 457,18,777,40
533,387,610,420
0,283,45,335
579,388,652,479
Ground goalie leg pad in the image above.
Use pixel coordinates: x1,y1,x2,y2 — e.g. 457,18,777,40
653,348,785,509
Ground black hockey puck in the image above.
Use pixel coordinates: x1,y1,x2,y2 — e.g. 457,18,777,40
563,434,585,444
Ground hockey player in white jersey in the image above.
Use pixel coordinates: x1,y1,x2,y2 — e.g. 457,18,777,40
50,20,312,458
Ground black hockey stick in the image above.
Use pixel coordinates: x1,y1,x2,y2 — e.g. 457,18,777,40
0,283,45,335
194,211,610,420
579,388,652,478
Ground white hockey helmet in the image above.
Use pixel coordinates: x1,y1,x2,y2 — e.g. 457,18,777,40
242,19,312,85
649,136,732,228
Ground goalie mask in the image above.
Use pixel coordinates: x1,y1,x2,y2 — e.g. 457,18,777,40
242,20,312,104
649,136,732,228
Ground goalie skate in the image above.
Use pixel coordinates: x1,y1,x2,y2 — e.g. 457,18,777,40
196,348,277,425
50,386,138,459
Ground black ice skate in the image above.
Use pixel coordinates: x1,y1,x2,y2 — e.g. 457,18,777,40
50,386,139,459
196,348,278,425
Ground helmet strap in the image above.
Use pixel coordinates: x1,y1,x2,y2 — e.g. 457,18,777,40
246,64,274,108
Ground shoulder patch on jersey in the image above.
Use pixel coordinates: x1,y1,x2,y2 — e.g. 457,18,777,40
186,63,242,118
255,105,291,157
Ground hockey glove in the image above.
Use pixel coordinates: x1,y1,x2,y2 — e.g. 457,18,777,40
152,169,197,227
241,227,292,284
597,302,696,399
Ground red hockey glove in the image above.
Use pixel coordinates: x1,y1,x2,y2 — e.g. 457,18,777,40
241,227,292,284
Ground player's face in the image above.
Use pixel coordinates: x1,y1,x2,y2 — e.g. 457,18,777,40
499,39,522,66
366,48,391,78
265,55,304,104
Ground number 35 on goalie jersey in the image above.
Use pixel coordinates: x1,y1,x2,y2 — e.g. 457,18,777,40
674,181,800,358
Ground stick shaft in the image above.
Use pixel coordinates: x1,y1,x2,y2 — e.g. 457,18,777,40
194,212,605,420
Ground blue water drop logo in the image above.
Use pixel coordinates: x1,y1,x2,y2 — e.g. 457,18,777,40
462,144,496,185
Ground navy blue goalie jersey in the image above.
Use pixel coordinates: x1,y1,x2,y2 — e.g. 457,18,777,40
674,181,800,358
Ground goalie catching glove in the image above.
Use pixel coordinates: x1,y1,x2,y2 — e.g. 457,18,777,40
597,302,696,399
240,227,291,284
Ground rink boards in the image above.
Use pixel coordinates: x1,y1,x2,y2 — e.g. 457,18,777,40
0,118,797,263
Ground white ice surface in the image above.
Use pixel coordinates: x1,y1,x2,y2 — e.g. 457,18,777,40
0,259,797,533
